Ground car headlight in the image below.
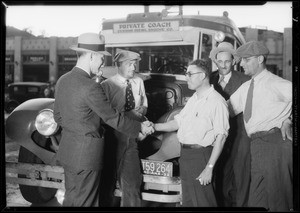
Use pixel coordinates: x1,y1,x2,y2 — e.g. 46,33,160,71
35,109,58,136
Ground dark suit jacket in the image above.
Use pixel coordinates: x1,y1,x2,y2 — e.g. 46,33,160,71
54,67,141,172
210,70,250,100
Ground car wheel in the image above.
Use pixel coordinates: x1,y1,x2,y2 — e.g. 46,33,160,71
18,146,57,204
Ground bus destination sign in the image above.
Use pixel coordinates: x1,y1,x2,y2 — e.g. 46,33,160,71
114,21,179,33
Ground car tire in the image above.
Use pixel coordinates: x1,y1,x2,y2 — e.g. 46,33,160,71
18,146,57,204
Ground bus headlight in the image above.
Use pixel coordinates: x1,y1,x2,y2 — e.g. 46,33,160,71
214,31,225,42
35,109,58,136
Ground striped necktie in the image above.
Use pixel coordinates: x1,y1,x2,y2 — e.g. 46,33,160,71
124,79,135,111
244,79,254,123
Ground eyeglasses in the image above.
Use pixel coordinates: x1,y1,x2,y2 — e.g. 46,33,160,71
185,72,204,77
216,60,232,66
241,56,257,63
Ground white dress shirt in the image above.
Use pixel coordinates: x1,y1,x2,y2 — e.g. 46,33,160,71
174,86,229,147
219,71,232,84
228,69,292,136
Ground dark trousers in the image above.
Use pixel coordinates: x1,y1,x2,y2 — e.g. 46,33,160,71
179,146,217,207
215,114,251,207
115,132,142,207
232,131,251,207
100,127,142,207
63,167,101,207
249,129,293,211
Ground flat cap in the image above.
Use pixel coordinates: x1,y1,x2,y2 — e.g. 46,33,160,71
235,41,269,58
114,49,141,62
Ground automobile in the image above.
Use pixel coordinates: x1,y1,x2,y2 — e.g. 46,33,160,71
4,82,53,113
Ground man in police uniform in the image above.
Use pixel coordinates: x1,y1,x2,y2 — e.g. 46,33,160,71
54,34,153,206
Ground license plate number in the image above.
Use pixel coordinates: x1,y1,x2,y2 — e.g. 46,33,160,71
141,159,173,177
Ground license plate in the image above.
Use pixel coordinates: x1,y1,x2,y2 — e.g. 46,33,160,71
141,159,173,177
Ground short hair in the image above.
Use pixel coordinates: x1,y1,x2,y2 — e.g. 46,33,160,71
76,51,88,58
261,55,268,63
115,61,122,67
189,59,212,77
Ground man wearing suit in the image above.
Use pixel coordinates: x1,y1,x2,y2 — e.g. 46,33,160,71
54,32,154,207
209,42,251,207
101,49,147,207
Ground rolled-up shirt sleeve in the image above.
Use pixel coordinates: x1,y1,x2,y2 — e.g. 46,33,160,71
212,100,230,140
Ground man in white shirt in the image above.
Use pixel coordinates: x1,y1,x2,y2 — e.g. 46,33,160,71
228,41,293,211
154,59,229,207
101,49,147,207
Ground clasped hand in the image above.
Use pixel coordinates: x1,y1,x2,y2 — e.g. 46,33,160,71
138,121,155,141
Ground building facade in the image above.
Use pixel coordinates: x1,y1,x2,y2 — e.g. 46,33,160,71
239,27,292,81
5,35,77,87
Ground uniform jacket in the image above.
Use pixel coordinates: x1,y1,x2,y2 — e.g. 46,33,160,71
54,67,141,172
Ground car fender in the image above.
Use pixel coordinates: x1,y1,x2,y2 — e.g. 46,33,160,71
6,98,57,165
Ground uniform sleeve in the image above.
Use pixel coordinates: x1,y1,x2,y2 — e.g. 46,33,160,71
86,82,141,138
100,80,111,101
212,99,229,139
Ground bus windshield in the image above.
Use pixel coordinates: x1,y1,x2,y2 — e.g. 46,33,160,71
107,45,194,75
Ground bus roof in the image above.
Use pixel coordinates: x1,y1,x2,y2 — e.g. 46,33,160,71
102,12,245,43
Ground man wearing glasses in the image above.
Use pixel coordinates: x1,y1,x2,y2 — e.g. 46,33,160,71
209,42,251,207
153,59,229,207
228,41,292,211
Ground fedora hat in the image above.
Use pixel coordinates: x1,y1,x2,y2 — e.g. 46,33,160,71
114,48,141,62
209,42,235,61
70,33,111,56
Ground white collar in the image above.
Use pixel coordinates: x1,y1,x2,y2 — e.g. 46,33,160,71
115,73,137,84
219,71,232,84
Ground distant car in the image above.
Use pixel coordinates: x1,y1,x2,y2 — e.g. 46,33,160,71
4,82,53,113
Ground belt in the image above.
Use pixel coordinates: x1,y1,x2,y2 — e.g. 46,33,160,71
180,143,204,149
250,127,280,140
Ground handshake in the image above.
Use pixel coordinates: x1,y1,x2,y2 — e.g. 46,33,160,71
138,120,155,141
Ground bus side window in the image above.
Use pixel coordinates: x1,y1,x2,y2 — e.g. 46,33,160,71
201,34,212,60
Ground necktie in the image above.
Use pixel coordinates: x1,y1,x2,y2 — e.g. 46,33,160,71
244,79,254,123
125,80,135,111
219,75,226,90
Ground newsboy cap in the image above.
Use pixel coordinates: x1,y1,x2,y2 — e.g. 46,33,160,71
235,41,269,58
114,49,141,62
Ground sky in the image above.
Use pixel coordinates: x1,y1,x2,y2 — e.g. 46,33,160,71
5,2,293,37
